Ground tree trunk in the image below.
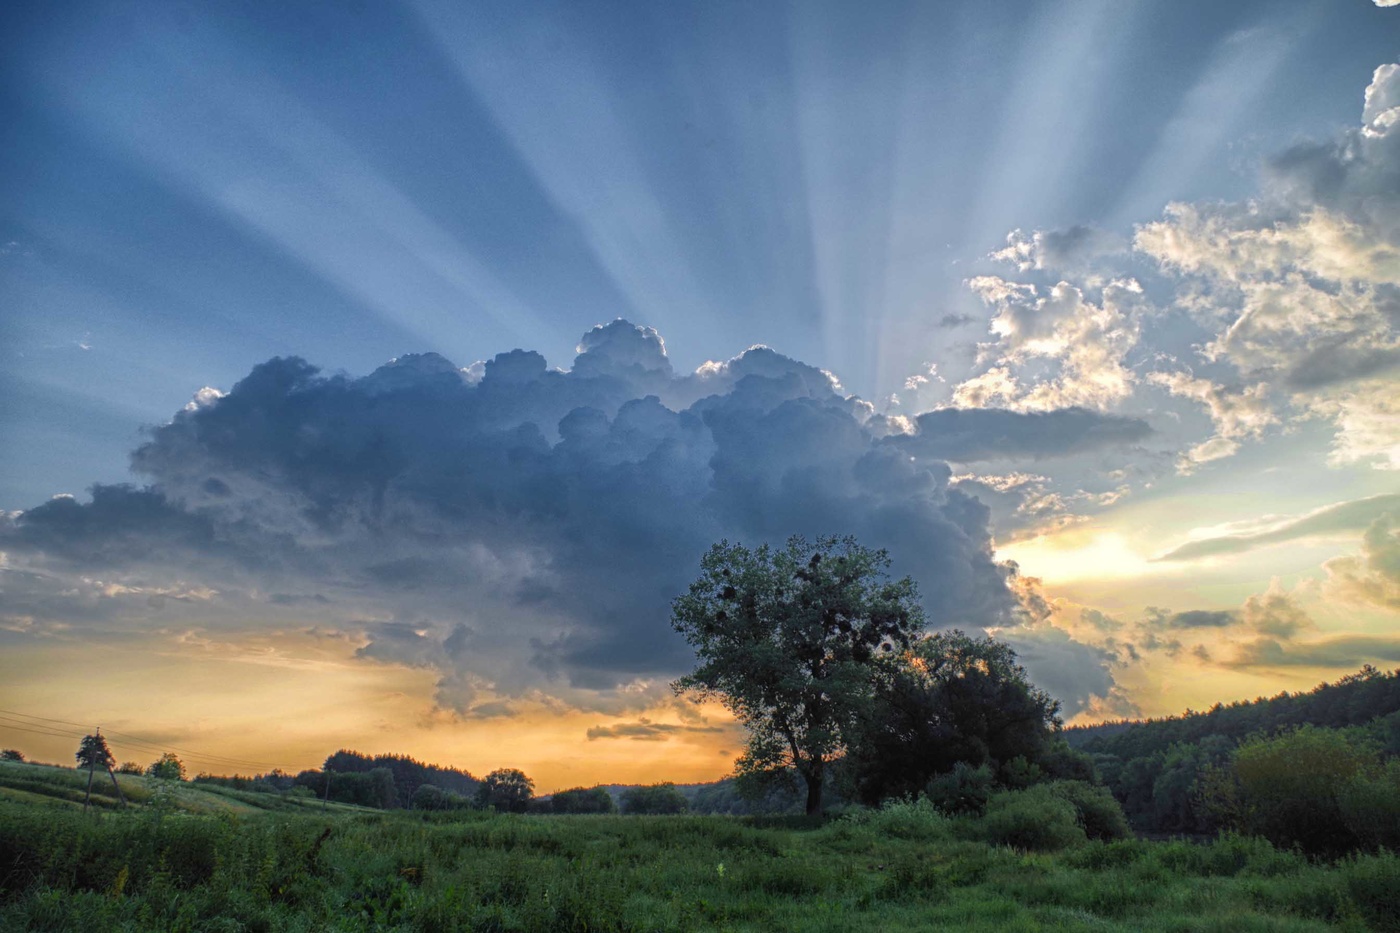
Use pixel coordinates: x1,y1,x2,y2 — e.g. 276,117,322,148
804,765,824,816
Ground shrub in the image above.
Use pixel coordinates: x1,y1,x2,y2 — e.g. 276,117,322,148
1342,850,1400,932
1049,780,1131,841
843,796,952,840
1232,725,1373,855
978,785,1086,851
1337,758,1400,851
924,762,993,816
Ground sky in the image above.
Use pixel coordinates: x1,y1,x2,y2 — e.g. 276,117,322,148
1,0,1398,791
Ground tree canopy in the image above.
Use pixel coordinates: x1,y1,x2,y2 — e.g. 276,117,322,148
147,753,187,781
75,733,114,772
672,535,924,814
476,768,535,813
843,630,1062,805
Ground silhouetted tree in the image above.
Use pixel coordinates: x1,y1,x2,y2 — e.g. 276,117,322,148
0,749,23,762
844,630,1061,805
476,768,534,813
620,783,689,815
672,535,923,815
550,786,617,814
116,761,143,775
147,753,187,781
76,733,115,771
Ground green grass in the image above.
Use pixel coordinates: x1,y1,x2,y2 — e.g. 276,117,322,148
1,785,1395,931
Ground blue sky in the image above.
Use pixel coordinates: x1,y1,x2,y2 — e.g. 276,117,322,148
1,0,1397,784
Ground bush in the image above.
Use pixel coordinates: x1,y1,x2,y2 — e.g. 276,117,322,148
843,796,952,840
620,783,688,815
1232,725,1374,855
1343,851,1400,931
1337,758,1400,851
924,762,993,816
1049,780,1131,841
978,785,1086,851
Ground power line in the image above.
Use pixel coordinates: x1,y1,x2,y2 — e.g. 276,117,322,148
0,709,291,773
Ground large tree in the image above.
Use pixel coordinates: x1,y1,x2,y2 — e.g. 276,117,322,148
843,630,1061,805
672,535,924,815
475,768,535,813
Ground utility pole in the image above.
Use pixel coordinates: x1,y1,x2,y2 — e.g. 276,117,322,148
106,761,127,808
83,727,99,813
323,768,332,811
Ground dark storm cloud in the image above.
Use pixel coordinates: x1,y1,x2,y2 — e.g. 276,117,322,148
0,320,1132,715
888,407,1151,463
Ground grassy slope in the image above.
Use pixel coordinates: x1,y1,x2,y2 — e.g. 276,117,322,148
2,792,1397,931
0,759,369,815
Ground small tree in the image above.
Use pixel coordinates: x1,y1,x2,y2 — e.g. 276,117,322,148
672,535,924,815
0,749,24,762
76,733,115,772
147,753,187,781
116,761,143,775
476,768,534,813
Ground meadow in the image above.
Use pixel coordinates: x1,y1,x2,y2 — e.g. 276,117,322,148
3,760,1398,932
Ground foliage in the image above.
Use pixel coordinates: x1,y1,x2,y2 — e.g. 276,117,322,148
551,786,617,814
294,767,398,809
4,795,1383,931
975,785,1086,852
75,733,114,772
924,762,994,816
1071,666,1400,759
411,783,472,811
1047,780,1131,842
323,749,479,808
846,630,1061,805
116,761,143,775
1228,725,1374,856
1342,850,1400,932
621,783,689,815
1076,667,1400,835
0,749,23,762
476,768,535,813
672,535,924,814
146,752,187,781
1337,758,1400,851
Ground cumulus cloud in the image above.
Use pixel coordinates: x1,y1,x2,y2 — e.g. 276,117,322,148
1136,62,1400,470
990,226,1125,274
0,321,1138,718
953,275,1149,413
1155,493,1400,561
1324,514,1400,610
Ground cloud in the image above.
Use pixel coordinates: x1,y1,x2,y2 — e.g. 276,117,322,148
990,226,1125,273
1324,514,1400,610
1146,372,1278,473
953,275,1149,413
585,718,727,741
1155,493,1400,561
1229,634,1400,668
6,321,1109,716
1135,62,1400,470
889,407,1150,463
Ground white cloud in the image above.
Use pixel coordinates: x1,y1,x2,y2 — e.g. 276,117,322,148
1135,62,1400,470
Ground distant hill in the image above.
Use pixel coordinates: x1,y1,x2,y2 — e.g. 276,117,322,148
1066,666,1400,761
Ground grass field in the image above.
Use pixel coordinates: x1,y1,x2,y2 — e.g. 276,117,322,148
2,761,1398,932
